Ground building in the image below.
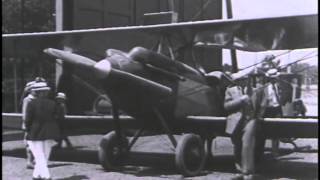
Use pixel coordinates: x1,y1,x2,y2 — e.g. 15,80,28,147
3,0,224,114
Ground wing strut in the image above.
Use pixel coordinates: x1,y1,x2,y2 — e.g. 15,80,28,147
111,102,125,148
153,107,177,147
156,35,176,60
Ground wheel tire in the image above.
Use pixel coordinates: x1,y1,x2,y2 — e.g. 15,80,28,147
175,134,206,176
98,131,128,170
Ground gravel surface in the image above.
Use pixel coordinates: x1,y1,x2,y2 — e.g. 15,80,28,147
3,87,318,179
2,134,318,180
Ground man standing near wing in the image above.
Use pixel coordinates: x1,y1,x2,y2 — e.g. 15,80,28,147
26,82,60,180
264,69,283,157
224,70,268,180
21,77,47,169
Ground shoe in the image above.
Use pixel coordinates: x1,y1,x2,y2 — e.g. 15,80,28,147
35,177,52,180
27,163,34,169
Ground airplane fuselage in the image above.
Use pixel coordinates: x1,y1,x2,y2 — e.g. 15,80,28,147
100,47,224,127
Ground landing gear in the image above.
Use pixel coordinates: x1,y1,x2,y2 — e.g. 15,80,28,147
98,107,206,176
98,131,128,170
175,134,206,176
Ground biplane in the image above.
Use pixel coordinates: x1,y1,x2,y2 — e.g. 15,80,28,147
2,13,318,176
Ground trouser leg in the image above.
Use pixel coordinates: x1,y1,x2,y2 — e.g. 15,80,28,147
241,120,256,174
231,130,243,168
255,122,265,165
26,145,34,164
44,140,53,161
24,133,34,165
27,141,50,179
265,106,282,157
272,139,280,156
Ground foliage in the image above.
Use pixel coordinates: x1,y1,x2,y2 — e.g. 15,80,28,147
2,0,55,112
2,0,54,33
291,63,318,84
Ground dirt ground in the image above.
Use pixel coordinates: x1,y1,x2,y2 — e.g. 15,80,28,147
2,133,318,180
2,86,318,180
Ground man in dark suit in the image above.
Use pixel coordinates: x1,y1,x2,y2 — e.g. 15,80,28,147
21,77,48,169
26,82,60,180
264,69,282,157
54,92,73,149
224,72,268,180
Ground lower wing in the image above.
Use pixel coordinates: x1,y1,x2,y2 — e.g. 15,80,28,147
2,113,317,138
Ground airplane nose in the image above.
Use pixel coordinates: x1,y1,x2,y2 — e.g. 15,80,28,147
94,59,112,79
43,48,96,67
44,48,112,79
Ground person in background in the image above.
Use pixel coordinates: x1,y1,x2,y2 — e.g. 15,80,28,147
21,81,37,169
26,82,60,180
264,69,282,157
260,54,280,70
290,78,307,116
21,77,48,169
54,92,73,149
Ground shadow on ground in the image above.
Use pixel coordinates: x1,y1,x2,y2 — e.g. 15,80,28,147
3,146,318,179
54,175,89,180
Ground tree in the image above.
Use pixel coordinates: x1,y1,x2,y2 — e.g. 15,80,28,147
2,0,54,33
291,63,318,84
2,0,55,112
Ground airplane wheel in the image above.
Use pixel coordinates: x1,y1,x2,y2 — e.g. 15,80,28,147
98,131,128,170
205,138,214,162
175,134,206,176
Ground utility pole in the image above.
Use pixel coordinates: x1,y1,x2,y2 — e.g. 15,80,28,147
168,0,175,12
55,0,63,87
225,0,238,73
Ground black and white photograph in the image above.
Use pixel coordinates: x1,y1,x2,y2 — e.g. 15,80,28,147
2,0,318,179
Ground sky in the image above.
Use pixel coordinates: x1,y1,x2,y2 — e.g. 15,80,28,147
221,0,318,68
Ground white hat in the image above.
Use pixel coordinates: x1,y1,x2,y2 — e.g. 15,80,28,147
26,81,36,87
56,92,66,99
32,82,50,91
266,68,280,78
24,81,36,92
34,77,46,82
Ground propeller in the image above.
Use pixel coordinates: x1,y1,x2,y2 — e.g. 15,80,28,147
44,48,125,149
44,48,111,79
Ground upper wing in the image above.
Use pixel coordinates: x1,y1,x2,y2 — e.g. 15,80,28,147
3,14,317,58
